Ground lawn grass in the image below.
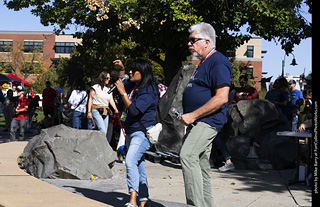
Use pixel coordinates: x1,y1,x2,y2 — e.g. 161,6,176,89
0,109,45,129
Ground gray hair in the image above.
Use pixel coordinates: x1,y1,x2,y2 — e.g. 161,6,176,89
188,22,216,48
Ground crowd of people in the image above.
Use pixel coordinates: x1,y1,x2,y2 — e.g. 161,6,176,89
265,77,312,131
0,22,312,207
0,84,40,141
0,70,167,146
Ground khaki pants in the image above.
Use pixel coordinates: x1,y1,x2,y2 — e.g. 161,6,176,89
180,122,218,207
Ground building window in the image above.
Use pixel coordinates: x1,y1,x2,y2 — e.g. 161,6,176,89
0,41,13,52
247,46,254,58
24,41,43,53
55,42,75,53
246,67,253,76
226,49,235,58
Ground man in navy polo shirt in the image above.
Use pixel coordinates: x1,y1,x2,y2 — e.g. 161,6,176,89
179,22,232,207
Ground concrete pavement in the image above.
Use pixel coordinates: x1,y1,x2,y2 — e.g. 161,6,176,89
0,141,112,207
44,160,312,207
0,130,312,207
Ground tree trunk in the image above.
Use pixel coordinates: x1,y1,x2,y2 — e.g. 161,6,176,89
163,48,184,86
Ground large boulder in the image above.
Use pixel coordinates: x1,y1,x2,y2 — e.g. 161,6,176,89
21,124,116,180
227,99,291,137
226,133,297,170
156,63,195,153
225,99,296,170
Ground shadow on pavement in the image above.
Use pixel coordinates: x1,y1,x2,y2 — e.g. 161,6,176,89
65,186,165,207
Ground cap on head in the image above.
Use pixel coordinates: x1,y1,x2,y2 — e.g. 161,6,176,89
17,86,25,91
2,83,8,89
288,79,296,85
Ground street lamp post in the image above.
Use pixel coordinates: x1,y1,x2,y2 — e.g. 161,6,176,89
281,53,298,77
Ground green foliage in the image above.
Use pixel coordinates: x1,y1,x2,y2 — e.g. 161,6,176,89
32,68,59,93
4,0,312,85
259,90,267,100
230,60,244,88
230,60,255,88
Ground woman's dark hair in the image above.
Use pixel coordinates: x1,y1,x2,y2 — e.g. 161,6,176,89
6,89,13,97
97,71,109,89
130,59,158,94
73,79,86,91
277,77,289,92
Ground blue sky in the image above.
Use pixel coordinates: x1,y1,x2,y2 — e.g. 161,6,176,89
1,3,312,85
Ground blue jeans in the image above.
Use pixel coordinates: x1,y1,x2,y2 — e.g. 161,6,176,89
87,118,94,130
26,112,32,131
125,128,152,201
72,111,86,129
211,129,232,161
92,109,109,135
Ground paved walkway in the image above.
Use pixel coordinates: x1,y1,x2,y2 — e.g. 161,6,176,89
0,141,112,207
0,129,312,207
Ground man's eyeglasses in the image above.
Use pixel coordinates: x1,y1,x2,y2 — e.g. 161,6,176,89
187,37,206,44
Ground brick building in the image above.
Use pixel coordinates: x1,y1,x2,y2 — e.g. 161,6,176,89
233,38,266,91
0,31,80,83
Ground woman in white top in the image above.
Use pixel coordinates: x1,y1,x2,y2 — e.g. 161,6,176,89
87,72,118,137
68,79,88,129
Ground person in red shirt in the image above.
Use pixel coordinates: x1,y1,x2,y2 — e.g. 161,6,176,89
42,81,56,126
10,86,29,141
233,75,259,103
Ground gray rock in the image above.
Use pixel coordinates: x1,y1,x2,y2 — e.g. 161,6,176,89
156,63,195,153
225,100,295,170
226,132,297,170
21,124,116,180
227,99,291,137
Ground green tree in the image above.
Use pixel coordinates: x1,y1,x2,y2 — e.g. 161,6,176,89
32,68,59,93
0,40,47,80
4,0,312,85
230,60,255,88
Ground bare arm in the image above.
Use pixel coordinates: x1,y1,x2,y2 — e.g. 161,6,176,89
16,105,28,113
109,94,119,113
114,79,132,109
179,84,230,126
113,59,125,77
87,90,95,119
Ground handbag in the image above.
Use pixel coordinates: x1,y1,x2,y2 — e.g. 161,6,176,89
63,93,88,118
138,105,162,145
63,107,74,118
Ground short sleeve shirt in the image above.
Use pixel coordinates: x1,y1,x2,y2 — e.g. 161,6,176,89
291,89,304,106
42,88,56,107
68,90,88,113
123,82,159,134
92,84,111,107
182,51,232,131
13,96,29,120
55,87,65,99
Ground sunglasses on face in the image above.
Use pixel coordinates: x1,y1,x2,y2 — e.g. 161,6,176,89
105,77,111,80
187,37,206,44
